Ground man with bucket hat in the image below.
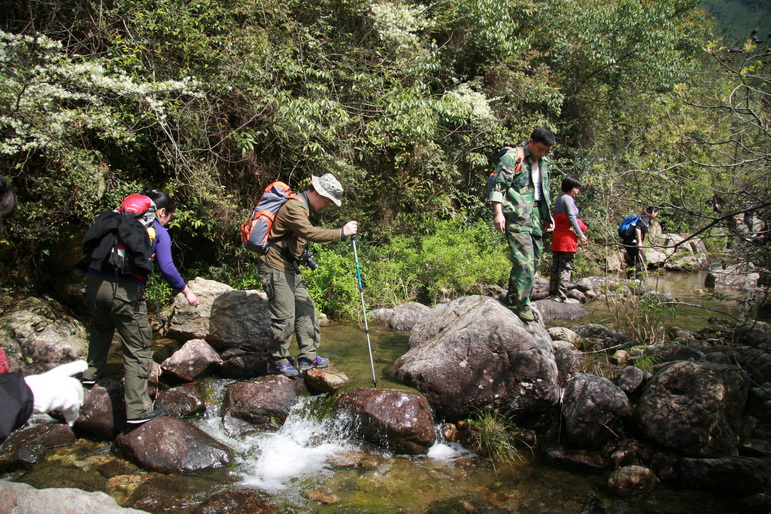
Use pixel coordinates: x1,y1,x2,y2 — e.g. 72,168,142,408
259,173,358,376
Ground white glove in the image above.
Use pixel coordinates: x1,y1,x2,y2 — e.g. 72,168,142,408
24,360,88,426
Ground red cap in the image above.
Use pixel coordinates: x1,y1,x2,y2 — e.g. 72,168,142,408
120,194,153,215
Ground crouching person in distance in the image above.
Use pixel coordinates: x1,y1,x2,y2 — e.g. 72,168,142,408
259,173,358,377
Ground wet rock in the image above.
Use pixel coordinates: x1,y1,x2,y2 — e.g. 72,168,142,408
0,480,146,513
703,346,771,388
645,343,704,364
553,340,580,385
739,438,771,457
0,423,76,471
533,298,588,323
155,382,206,417
736,321,771,348
647,451,679,482
569,323,625,351
705,264,760,291
548,326,578,344
326,451,382,471
617,366,645,394
635,361,750,457
369,302,430,332
0,297,88,373
425,495,505,513
304,367,350,394
161,338,222,381
609,439,641,469
575,276,625,293
114,416,232,473
126,474,222,512
394,296,559,421
611,349,629,365
336,388,435,455
194,489,276,513
74,378,127,439
607,465,659,496
306,489,340,505
219,349,271,379
676,456,771,496
542,445,608,472
566,288,587,303
562,373,632,448
165,278,272,351
222,375,301,436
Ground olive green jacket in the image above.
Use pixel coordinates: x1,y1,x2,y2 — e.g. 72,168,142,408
488,145,552,235
260,192,343,273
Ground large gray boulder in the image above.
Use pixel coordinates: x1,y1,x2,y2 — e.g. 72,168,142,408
335,388,435,455
0,480,146,514
635,361,750,457
165,277,272,351
160,338,222,381
368,302,430,331
563,373,632,448
705,264,760,291
0,297,88,373
676,456,771,496
393,295,560,421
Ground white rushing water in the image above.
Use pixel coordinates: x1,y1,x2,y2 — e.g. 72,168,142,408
192,385,474,497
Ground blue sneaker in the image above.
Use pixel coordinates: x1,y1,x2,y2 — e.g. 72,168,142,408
274,362,299,377
297,356,330,371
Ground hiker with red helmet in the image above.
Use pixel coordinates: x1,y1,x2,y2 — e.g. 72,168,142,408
81,190,197,425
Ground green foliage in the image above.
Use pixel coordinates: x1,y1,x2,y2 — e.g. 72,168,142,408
1,0,767,310
629,346,661,373
605,287,677,347
466,407,533,468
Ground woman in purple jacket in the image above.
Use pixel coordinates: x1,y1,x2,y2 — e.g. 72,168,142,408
143,189,199,308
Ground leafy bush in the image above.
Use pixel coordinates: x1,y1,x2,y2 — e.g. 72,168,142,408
605,286,676,347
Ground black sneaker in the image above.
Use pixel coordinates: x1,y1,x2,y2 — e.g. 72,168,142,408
80,377,97,388
126,408,166,425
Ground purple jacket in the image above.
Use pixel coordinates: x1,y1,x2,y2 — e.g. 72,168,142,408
151,220,187,292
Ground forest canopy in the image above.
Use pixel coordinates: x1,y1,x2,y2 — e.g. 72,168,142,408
0,0,768,313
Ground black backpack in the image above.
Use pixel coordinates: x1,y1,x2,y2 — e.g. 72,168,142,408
83,194,156,276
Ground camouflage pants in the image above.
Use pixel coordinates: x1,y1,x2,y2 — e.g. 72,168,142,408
549,251,575,300
504,231,543,311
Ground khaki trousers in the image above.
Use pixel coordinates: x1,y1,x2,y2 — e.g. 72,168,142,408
258,262,320,365
83,273,154,419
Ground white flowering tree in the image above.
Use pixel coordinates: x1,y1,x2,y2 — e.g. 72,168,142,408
0,30,203,277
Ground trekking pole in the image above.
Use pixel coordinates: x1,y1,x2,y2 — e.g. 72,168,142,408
352,236,377,388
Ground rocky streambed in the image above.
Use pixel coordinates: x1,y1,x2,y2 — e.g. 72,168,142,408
0,272,769,512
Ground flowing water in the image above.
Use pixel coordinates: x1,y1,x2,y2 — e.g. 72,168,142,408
3,271,754,512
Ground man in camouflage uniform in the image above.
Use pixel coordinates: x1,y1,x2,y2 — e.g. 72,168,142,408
488,127,556,322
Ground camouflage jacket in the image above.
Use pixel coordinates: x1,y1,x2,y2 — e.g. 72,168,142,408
488,145,552,235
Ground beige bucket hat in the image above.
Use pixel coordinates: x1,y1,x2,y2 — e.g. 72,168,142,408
311,173,343,207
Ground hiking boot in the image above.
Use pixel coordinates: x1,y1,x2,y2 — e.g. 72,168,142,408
518,309,535,322
274,362,299,377
126,408,166,425
298,356,330,371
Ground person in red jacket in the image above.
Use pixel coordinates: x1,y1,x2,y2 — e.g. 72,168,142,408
549,176,588,302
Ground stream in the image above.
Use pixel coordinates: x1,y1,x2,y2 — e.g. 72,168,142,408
2,271,754,512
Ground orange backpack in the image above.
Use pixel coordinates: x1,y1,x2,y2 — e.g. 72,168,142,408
241,181,300,254
486,146,525,197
